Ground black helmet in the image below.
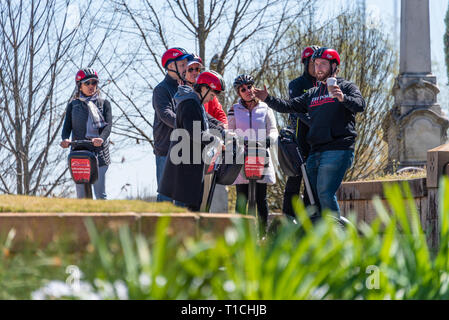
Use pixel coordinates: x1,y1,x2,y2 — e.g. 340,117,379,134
75,68,99,83
233,74,254,91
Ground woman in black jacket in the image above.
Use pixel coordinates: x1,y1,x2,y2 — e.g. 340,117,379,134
60,68,112,199
159,70,225,211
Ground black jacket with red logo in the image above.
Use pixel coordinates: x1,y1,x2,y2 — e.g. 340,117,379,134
265,77,365,153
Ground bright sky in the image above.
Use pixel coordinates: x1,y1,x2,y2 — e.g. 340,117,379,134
104,0,449,200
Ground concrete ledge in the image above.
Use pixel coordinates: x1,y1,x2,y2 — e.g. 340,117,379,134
0,212,256,249
337,177,427,201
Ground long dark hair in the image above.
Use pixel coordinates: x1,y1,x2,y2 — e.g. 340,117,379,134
70,82,101,102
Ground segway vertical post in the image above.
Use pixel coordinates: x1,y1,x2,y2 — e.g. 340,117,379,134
68,140,99,200
243,138,269,218
205,153,220,213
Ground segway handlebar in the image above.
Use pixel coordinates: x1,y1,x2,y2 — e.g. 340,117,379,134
231,136,271,149
68,140,98,152
69,139,94,145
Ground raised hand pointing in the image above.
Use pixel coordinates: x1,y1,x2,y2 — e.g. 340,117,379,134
254,85,269,101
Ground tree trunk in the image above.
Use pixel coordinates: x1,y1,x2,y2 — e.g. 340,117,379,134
197,0,206,64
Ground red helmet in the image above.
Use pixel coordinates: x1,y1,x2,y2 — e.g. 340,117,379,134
75,68,98,83
301,45,320,63
196,70,225,92
161,47,191,69
312,47,340,66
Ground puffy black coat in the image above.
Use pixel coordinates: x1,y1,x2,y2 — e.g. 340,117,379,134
158,87,220,208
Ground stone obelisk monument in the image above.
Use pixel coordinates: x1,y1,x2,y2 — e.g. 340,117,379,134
383,0,449,170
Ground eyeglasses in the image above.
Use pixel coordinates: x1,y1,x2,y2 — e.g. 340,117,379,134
83,80,98,86
187,67,202,73
239,85,253,93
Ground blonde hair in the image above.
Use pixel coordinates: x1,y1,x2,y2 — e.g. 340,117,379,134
239,96,260,108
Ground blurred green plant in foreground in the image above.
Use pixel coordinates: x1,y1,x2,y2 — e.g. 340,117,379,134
3,177,449,299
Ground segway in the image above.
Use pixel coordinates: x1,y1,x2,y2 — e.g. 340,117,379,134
203,136,244,212
277,128,353,230
278,128,318,217
242,138,270,217
67,140,99,199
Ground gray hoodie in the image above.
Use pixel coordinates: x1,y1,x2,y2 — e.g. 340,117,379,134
174,85,222,149
174,85,202,108
175,85,213,131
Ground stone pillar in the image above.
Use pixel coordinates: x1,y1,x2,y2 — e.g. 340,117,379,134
383,0,449,170
399,0,431,74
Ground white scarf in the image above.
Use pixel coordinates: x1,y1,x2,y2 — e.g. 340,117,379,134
79,93,107,129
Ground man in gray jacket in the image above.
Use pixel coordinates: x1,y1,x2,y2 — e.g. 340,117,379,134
153,47,192,202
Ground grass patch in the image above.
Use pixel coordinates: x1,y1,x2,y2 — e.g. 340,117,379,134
0,195,187,213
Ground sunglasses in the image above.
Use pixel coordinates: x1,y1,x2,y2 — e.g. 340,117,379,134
239,85,253,93
187,67,202,73
206,87,222,95
82,80,98,86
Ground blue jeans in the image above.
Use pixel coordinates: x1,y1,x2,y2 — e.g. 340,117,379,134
156,155,173,202
76,165,108,200
306,150,354,216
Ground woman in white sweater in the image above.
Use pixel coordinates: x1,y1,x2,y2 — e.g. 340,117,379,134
228,74,278,232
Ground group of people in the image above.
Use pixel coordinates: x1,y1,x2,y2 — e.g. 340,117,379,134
152,47,279,231
60,44,365,232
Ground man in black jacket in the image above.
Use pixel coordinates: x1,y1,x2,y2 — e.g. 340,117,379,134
255,47,365,217
283,45,318,218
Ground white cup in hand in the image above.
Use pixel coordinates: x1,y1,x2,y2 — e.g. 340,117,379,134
327,77,337,98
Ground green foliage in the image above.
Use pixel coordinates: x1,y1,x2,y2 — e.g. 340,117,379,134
4,178,449,299
0,233,82,299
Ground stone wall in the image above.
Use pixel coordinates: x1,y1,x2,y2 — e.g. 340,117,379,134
0,212,255,250
337,178,427,223
337,143,449,249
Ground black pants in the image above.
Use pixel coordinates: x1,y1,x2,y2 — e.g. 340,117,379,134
235,183,268,228
283,175,311,218
184,180,204,212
